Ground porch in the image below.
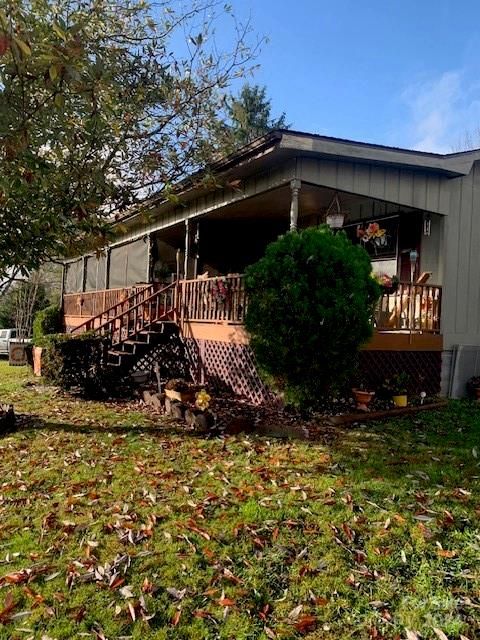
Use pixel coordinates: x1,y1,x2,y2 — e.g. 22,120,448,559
63,273,443,349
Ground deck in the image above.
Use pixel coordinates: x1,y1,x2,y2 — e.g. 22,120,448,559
63,275,443,351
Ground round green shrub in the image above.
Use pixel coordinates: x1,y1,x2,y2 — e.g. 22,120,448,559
244,226,381,406
32,304,62,345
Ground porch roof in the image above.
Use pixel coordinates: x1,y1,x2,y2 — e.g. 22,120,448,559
117,128,480,231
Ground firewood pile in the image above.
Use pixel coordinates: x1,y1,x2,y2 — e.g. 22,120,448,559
140,379,337,442
0,404,16,435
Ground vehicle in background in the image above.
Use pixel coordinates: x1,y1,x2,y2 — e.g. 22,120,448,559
0,329,18,356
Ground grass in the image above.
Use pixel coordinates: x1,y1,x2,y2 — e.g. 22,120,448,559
0,361,479,639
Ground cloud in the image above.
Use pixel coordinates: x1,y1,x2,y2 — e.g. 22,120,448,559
401,70,480,153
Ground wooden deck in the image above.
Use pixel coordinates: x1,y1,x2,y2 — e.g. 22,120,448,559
63,275,443,351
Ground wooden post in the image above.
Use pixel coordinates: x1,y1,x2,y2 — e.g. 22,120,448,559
146,232,153,283
193,222,200,278
289,179,301,231
184,219,190,279
105,248,111,290
81,256,87,292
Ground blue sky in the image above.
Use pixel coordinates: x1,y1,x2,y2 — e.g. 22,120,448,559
221,0,480,152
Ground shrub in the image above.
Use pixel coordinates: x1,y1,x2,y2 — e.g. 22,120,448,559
244,226,381,407
32,304,62,345
40,332,113,398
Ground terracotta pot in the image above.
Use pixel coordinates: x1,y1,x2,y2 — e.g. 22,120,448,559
352,389,375,412
392,394,408,407
474,387,480,401
32,346,43,377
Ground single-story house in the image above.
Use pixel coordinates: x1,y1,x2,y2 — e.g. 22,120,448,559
62,129,480,402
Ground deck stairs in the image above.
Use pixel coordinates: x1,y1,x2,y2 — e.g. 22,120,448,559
70,281,180,374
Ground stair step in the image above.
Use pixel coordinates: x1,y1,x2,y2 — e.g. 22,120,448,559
108,349,134,357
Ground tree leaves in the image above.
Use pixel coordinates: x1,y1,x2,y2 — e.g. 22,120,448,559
0,0,259,275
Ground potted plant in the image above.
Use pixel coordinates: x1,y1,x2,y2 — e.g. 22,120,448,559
352,385,375,411
388,372,409,407
467,375,480,400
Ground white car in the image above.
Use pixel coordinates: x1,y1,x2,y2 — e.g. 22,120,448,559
0,329,19,356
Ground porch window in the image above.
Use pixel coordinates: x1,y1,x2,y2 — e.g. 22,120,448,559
64,258,83,293
84,253,107,292
344,215,399,276
109,237,148,288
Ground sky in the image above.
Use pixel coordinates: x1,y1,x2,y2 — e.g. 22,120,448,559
215,0,480,153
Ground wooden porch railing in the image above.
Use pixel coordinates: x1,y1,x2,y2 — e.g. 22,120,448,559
179,275,247,323
375,282,442,333
64,277,442,336
178,276,442,334
70,282,176,346
63,285,151,318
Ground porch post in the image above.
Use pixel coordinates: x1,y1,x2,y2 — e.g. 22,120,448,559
146,232,153,283
193,222,200,278
184,219,190,279
289,179,301,231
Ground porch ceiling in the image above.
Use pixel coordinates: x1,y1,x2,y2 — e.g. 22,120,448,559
200,183,366,222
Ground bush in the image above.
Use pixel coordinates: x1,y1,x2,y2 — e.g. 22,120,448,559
40,332,113,398
32,304,62,345
244,226,381,407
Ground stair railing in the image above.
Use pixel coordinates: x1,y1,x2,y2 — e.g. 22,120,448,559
71,281,177,346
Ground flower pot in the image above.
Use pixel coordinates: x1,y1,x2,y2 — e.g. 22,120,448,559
474,387,480,401
33,346,43,377
352,389,375,412
392,394,408,407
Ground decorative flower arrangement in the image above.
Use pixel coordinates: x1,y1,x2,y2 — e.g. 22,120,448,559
376,272,399,294
195,388,211,411
210,277,231,304
357,222,388,250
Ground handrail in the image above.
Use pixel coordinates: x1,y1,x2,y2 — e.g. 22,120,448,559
178,275,442,334
375,282,442,333
72,282,177,346
179,274,246,324
71,284,157,335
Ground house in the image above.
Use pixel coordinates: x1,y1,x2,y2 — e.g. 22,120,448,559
62,129,480,402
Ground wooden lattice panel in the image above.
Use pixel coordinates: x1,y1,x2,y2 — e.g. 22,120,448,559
183,338,273,405
132,332,192,381
359,350,441,395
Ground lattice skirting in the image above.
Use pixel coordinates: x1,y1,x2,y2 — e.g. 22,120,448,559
183,340,441,403
358,350,441,396
183,338,273,405
133,332,192,381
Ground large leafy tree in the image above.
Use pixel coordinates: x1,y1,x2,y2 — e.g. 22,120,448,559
245,227,381,407
0,0,258,276
225,83,288,148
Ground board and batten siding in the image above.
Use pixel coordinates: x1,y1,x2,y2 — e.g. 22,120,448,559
442,160,480,349
296,157,451,215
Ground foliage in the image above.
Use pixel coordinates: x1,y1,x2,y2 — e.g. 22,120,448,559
32,303,62,345
40,331,112,397
383,371,410,396
0,362,479,639
245,226,381,406
220,83,288,150
0,0,259,276
0,277,49,331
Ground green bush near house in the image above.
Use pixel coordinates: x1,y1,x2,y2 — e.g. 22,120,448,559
40,332,113,398
32,304,62,345
245,226,381,407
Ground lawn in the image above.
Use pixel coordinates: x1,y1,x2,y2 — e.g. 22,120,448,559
0,362,478,640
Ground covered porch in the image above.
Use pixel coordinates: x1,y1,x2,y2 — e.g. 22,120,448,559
63,179,444,349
